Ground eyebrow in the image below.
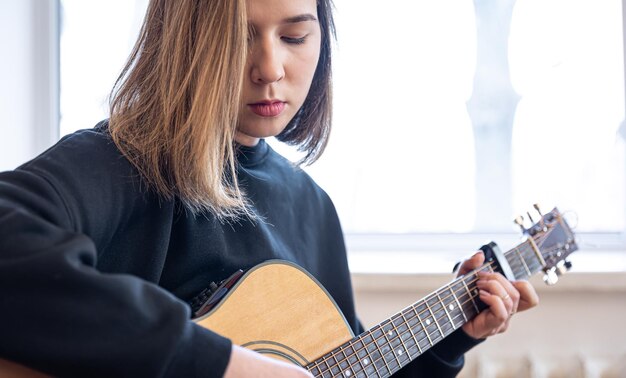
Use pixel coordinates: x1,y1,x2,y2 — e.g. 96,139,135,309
282,14,318,24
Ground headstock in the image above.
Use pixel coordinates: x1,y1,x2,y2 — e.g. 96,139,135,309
515,205,578,285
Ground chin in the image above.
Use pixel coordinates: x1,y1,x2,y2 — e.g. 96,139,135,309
238,118,291,140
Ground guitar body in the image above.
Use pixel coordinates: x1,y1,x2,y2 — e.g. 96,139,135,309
195,260,354,366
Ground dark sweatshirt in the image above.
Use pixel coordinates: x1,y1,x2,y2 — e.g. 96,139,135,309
0,122,479,377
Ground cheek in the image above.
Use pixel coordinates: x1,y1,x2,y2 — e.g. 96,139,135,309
291,43,322,94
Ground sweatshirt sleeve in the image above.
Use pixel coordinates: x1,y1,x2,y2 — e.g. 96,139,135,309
0,141,232,377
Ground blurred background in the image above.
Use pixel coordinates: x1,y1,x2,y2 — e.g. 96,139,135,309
1,0,625,376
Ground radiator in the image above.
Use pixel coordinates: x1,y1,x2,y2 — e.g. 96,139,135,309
459,355,626,378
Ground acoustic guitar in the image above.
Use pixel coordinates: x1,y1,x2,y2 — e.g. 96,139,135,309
0,207,577,377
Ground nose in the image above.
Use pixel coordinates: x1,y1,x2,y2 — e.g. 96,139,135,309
249,38,285,85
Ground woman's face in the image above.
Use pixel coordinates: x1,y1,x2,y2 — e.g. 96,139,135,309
236,0,321,146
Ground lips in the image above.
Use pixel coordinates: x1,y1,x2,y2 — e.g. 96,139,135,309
248,101,286,117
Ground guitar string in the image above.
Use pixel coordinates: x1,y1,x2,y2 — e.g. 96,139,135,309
309,263,497,377
360,229,564,377
309,286,484,378
310,234,557,377
364,238,562,377
310,261,496,377
310,243,548,378
351,238,556,377
361,266,496,375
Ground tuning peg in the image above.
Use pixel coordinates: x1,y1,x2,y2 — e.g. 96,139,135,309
526,211,536,224
533,203,543,217
543,267,559,285
514,215,526,233
554,260,574,276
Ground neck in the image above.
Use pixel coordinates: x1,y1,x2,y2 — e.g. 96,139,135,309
234,132,260,147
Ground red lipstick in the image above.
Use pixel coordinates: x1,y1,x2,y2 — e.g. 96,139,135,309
248,101,285,117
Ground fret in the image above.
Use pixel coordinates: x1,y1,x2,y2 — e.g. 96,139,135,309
326,348,345,378
372,343,390,378
393,313,411,346
380,321,401,373
462,275,480,315
423,297,444,343
437,289,456,329
329,354,340,378
507,243,542,280
345,343,367,377
354,337,378,377
449,280,468,323
414,302,435,348
375,325,392,358
399,310,422,356
407,305,430,352
440,281,467,330
391,315,412,361
389,315,411,369
365,329,388,377
336,349,353,377
360,333,378,370
428,293,454,337
459,293,478,320
310,362,321,378
340,347,358,378
513,246,532,278
455,278,477,319
327,352,341,377
522,244,543,274
329,353,341,377
319,358,332,378
345,342,364,376
504,248,525,280
321,358,330,374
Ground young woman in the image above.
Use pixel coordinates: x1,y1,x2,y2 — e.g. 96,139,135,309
0,0,538,376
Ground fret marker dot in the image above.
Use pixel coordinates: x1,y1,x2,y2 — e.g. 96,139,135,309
398,349,403,355
449,304,454,311
388,330,394,337
363,358,369,365
345,370,352,377
426,319,431,325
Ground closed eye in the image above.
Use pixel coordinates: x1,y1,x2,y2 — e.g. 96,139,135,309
282,36,307,45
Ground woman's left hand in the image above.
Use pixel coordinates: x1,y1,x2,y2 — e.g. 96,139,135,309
457,251,539,339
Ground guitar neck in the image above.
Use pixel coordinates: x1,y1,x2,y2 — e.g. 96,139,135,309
306,239,545,378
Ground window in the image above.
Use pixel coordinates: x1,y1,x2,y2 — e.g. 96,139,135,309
59,0,148,135
60,0,626,256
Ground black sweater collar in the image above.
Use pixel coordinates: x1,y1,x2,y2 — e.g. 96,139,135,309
236,139,269,167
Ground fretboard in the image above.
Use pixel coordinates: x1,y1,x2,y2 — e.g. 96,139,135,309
306,240,544,378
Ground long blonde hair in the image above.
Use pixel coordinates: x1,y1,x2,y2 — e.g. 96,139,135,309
109,0,335,220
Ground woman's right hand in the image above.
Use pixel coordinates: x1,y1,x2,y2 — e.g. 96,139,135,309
223,345,314,378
